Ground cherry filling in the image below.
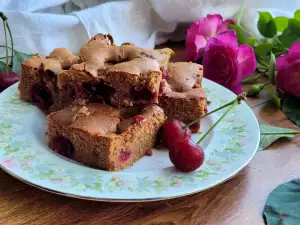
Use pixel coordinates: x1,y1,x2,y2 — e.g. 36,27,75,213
82,80,115,103
30,83,54,110
132,115,146,125
61,80,115,104
161,69,168,79
90,81,115,103
51,136,74,158
61,82,84,99
130,87,153,103
119,148,131,163
189,122,200,133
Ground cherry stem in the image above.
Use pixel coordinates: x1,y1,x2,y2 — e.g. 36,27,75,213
5,18,14,68
196,93,246,144
0,13,9,72
197,100,238,144
184,99,236,129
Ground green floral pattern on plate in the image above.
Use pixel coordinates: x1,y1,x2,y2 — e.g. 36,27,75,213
0,79,260,201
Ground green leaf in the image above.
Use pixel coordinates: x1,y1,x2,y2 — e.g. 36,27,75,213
228,24,246,44
264,179,300,225
11,51,33,74
282,95,300,127
278,18,300,48
259,123,300,151
254,43,273,56
257,12,277,38
246,37,257,47
294,9,300,21
268,52,276,84
274,16,289,32
0,61,6,72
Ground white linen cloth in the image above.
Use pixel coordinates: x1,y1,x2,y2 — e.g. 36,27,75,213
0,0,299,56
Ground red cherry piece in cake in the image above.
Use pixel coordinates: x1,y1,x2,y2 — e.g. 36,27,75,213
161,69,168,79
119,148,131,163
52,136,74,158
132,115,146,126
193,83,201,88
145,149,153,156
204,105,208,114
169,139,204,172
161,119,191,148
30,83,54,110
189,121,200,133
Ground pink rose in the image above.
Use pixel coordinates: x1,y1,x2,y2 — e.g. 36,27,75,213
276,41,300,99
202,31,256,94
185,14,234,62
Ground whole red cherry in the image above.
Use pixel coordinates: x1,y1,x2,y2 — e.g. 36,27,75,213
0,71,20,91
169,139,204,172
161,119,191,148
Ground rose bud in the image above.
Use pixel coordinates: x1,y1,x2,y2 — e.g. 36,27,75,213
247,83,267,97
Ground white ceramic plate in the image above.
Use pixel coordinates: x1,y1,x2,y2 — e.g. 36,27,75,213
0,79,259,202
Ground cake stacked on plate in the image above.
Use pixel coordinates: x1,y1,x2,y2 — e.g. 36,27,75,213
18,34,207,171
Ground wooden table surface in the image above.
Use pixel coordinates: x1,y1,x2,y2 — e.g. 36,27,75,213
1,43,300,225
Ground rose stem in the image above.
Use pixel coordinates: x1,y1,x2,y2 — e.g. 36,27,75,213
183,99,237,130
5,16,14,68
196,93,246,144
0,12,9,72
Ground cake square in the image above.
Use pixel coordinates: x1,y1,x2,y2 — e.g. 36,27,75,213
47,103,165,171
159,62,207,131
18,48,80,112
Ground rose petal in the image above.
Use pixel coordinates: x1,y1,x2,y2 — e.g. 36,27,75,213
287,40,300,62
276,54,288,71
187,21,201,36
185,33,207,61
215,30,238,48
203,38,241,94
276,59,300,98
237,45,256,76
216,19,235,35
197,14,223,38
224,19,235,25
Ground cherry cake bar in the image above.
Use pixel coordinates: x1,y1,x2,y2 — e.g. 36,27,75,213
48,104,165,171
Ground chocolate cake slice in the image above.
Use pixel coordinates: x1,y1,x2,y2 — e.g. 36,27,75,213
47,103,166,171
